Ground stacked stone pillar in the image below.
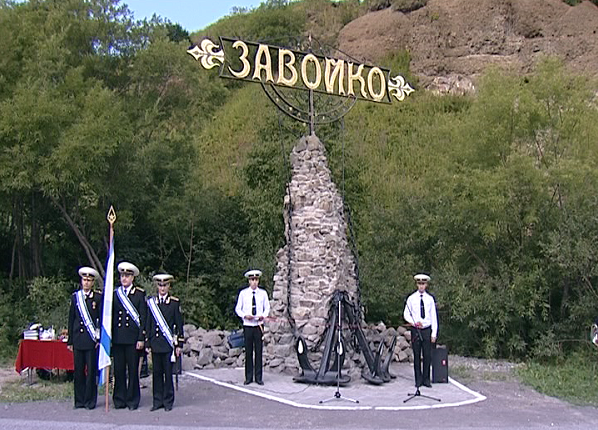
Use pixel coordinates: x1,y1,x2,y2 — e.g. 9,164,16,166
264,133,361,375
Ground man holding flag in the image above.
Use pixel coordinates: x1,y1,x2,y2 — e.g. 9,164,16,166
110,261,147,410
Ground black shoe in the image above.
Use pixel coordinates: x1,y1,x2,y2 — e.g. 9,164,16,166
256,380,264,385
150,405,163,412
164,406,172,411
244,380,252,385
128,405,138,411
85,405,96,410
423,382,432,388
114,404,126,409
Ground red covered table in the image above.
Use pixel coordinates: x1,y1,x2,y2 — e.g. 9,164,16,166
15,339,74,374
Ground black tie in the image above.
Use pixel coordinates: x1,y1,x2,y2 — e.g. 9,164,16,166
252,291,257,316
420,295,425,319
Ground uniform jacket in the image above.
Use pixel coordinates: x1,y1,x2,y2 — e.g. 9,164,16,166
112,286,147,344
67,290,103,350
146,295,184,353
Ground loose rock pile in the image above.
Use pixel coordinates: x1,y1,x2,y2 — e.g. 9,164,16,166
182,322,414,377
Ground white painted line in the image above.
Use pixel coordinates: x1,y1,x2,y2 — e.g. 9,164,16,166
186,371,373,410
186,371,487,411
449,376,488,401
374,377,486,411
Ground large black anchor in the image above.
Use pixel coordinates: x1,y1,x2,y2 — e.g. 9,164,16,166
293,289,397,385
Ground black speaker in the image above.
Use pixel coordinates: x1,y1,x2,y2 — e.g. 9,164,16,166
432,345,448,383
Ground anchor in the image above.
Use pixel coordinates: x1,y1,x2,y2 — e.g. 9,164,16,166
293,289,397,385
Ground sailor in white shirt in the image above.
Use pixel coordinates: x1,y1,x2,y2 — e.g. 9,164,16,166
235,269,270,385
403,273,438,388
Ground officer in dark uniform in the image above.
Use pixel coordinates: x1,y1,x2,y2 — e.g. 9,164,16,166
67,266,103,410
146,274,184,411
112,261,147,410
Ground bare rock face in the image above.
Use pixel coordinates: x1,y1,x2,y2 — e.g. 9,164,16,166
337,0,598,93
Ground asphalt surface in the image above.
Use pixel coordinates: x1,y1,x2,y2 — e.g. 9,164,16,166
1,362,598,430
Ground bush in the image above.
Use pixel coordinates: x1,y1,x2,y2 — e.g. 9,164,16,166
0,288,31,362
26,277,74,332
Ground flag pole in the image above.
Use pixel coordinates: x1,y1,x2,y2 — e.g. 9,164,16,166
101,206,117,412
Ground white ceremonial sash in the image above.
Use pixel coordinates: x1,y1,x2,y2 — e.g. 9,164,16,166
117,287,141,327
76,290,98,341
148,297,176,362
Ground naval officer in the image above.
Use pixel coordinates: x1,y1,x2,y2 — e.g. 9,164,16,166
112,261,147,410
235,269,270,385
67,266,103,409
146,274,184,411
403,273,438,388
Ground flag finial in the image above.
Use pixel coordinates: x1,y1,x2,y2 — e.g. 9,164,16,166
107,206,116,225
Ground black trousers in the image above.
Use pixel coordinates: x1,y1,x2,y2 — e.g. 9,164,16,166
112,343,141,409
243,325,263,383
151,351,175,409
411,326,432,387
73,347,98,409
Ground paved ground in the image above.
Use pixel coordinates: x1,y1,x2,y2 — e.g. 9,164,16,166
189,363,484,410
1,361,598,430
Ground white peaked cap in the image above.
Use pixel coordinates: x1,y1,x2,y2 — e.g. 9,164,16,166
153,274,174,283
78,266,99,279
414,273,431,282
244,269,262,278
117,262,140,276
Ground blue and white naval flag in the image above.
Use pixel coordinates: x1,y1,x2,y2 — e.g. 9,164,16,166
98,236,115,385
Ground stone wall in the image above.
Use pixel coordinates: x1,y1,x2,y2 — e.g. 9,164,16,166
181,323,414,374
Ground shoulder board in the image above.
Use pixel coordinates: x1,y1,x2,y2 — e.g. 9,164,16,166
170,296,179,301
135,287,145,292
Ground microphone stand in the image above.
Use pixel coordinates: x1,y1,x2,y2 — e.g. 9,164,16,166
320,295,359,404
403,297,440,403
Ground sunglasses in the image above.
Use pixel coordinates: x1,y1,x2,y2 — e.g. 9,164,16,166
416,281,428,284
249,277,259,281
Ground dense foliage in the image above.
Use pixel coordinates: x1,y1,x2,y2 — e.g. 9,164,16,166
0,0,597,363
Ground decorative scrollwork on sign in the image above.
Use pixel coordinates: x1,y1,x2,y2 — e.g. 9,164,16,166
187,39,224,70
388,75,414,102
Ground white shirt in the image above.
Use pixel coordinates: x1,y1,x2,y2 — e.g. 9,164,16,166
403,290,438,338
235,287,270,327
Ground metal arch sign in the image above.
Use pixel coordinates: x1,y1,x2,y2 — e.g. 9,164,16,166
188,37,414,104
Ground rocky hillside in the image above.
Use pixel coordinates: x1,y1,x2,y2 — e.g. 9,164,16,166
337,0,598,93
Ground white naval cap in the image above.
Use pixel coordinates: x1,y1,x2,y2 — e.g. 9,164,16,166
244,269,262,278
117,261,139,277
78,266,99,279
153,273,174,285
414,273,431,282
